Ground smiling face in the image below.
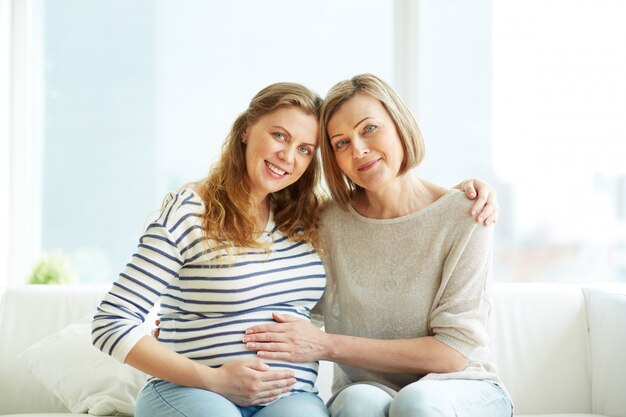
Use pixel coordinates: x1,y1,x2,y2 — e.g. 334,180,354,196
327,93,405,193
243,105,319,204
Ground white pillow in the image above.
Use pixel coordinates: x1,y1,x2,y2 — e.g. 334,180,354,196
18,316,147,416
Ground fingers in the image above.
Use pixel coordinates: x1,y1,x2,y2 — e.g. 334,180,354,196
246,323,284,335
472,200,499,225
271,312,300,323
245,341,288,353
256,351,291,360
461,179,478,200
221,360,297,406
243,332,285,343
465,178,500,226
245,360,294,381
471,191,499,226
246,359,271,372
248,367,296,405
470,190,489,219
245,315,301,335
250,384,295,405
151,319,161,339
259,370,296,383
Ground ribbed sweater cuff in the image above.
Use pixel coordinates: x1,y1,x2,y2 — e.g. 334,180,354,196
111,327,146,364
434,333,476,359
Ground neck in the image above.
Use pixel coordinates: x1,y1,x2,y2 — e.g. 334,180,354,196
353,174,444,219
250,191,270,232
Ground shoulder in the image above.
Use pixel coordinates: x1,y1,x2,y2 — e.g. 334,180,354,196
439,189,475,214
155,188,204,230
418,179,473,221
432,189,493,240
320,199,349,224
319,200,352,249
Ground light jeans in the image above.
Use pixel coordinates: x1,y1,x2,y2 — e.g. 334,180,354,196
329,379,512,417
135,380,329,417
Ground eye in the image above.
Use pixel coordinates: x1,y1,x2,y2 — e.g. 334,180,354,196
298,145,312,155
334,139,350,150
364,124,378,134
273,132,286,141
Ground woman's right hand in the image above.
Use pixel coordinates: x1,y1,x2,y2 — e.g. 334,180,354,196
207,360,297,406
150,320,295,406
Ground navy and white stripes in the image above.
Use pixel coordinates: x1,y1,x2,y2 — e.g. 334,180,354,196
92,188,326,397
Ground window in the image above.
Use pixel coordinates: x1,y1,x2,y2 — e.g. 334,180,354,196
400,0,626,283
492,0,626,282
7,0,394,284
4,0,624,285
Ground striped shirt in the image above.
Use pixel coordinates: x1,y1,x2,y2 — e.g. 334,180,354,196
92,188,326,398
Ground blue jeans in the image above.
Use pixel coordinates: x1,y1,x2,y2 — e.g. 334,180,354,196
329,379,512,417
135,380,329,417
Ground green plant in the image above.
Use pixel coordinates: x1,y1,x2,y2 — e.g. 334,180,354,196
28,250,77,285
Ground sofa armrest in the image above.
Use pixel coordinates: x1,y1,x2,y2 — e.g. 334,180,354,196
583,284,626,417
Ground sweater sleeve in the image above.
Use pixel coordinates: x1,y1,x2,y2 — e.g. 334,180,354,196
430,220,494,359
91,189,202,362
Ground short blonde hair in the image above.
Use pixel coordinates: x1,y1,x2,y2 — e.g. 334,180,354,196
320,74,425,208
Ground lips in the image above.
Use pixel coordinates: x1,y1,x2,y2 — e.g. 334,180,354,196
265,160,289,176
358,158,380,172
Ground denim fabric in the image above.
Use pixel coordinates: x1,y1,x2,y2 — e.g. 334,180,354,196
135,380,329,417
330,379,512,417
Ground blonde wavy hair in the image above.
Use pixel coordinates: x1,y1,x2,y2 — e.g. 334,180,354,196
320,73,425,209
195,82,323,250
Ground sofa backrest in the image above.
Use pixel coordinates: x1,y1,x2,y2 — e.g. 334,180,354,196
0,285,109,414
0,283,609,415
489,283,592,415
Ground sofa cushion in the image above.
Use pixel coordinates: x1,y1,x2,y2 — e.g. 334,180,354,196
18,316,147,415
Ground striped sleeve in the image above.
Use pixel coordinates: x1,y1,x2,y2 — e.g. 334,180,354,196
91,189,201,362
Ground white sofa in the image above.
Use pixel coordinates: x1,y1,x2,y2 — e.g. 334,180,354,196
1,283,625,417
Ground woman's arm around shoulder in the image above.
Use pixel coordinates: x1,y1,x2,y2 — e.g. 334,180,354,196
452,178,500,226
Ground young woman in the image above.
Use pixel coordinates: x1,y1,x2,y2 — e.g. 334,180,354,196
92,82,329,417
244,74,512,417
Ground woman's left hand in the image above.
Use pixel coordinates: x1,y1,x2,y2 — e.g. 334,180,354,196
458,178,499,226
243,313,330,363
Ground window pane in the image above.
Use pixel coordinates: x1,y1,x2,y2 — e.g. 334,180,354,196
492,0,626,282
38,0,394,283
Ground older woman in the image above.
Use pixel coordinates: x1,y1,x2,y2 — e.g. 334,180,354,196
244,74,512,417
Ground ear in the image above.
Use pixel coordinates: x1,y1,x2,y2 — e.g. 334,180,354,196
241,126,249,143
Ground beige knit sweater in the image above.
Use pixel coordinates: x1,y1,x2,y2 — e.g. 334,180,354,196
314,189,503,393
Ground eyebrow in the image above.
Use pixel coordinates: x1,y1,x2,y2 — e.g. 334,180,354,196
329,116,373,140
270,125,292,138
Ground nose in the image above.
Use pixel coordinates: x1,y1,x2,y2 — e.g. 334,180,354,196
278,144,296,164
352,136,370,158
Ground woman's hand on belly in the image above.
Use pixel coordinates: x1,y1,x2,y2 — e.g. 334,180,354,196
244,312,331,362
208,359,297,406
